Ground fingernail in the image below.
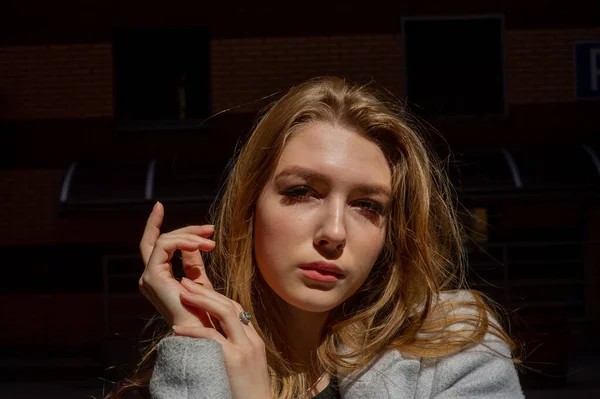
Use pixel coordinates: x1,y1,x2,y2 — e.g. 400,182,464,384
181,277,191,285
153,201,160,211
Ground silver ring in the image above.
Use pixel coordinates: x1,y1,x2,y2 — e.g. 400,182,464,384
239,311,252,325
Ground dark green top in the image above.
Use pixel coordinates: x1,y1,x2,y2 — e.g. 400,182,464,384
311,376,340,399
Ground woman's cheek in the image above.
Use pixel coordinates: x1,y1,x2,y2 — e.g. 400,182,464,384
256,199,299,265
264,208,294,245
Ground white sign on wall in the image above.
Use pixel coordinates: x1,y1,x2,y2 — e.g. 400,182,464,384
575,42,600,99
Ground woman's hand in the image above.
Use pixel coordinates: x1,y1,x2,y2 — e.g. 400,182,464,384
173,278,271,399
138,201,217,328
139,202,271,397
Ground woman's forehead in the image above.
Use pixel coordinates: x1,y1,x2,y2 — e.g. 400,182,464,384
274,122,392,190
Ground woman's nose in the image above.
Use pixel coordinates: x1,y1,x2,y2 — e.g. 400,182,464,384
313,199,346,258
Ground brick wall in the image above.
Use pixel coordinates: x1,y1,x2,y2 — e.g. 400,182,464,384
0,44,113,119
210,28,600,111
0,169,146,245
1,26,598,355
1,28,599,246
1,169,64,244
506,28,600,103
1,28,599,121
210,35,404,113
0,293,104,347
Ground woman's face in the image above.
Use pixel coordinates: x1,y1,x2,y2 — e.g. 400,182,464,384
254,122,392,313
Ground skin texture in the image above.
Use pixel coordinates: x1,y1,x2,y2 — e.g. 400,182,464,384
253,122,392,390
254,122,391,314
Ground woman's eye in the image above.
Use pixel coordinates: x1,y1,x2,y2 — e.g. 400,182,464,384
281,185,315,204
355,200,385,215
280,189,386,217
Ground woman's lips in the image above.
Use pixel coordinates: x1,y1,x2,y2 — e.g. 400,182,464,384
299,261,345,283
300,268,341,283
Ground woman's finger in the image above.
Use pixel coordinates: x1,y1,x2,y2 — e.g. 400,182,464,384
180,290,252,345
181,278,229,305
160,231,215,286
172,325,229,346
181,249,214,288
139,202,164,264
168,224,215,239
181,278,223,330
165,233,215,248
145,236,212,276
139,201,215,266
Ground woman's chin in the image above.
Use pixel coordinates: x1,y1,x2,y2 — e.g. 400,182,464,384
279,290,344,313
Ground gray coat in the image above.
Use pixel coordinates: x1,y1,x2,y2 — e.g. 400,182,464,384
149,292,524,398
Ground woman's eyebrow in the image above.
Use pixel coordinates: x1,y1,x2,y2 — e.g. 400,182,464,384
274,166,327,182
355,185,392,199
274,166,391,198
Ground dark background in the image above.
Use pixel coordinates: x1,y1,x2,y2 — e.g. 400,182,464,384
1,1,599,397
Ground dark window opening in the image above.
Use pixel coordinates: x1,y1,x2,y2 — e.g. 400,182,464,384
403,15,506,119
112,27,210,125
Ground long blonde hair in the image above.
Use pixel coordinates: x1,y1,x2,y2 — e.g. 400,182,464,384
108,77,515,398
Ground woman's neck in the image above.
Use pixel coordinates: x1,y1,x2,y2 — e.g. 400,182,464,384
271,297,333,396
278,300,330,370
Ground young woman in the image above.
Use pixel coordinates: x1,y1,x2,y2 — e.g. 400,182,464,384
110,77,523,398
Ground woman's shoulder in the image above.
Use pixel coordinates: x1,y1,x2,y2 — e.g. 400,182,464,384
436,288,482,307
340,334,522,398
339,290,523,398
438,288,475,300
432,289,503,329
